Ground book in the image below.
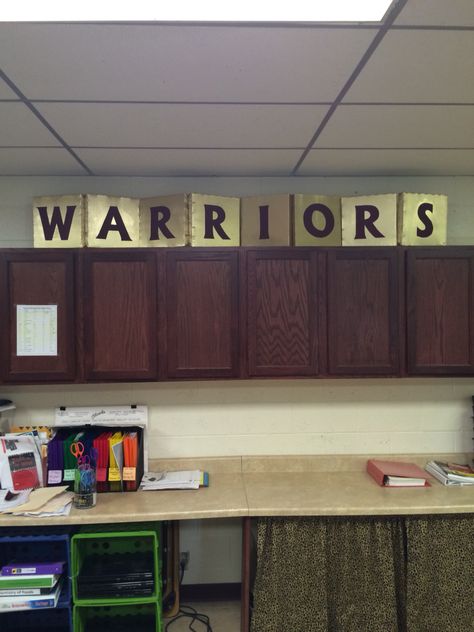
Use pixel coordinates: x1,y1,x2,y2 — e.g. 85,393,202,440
0,573,60,589
1,561,65,576
0,578,62,611
425,460,474,486
0,586,56,597
366,459,431,487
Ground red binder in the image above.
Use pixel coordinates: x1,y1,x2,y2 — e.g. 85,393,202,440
367,459,431,487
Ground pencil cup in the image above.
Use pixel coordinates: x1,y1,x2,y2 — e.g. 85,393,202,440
73,466,97,509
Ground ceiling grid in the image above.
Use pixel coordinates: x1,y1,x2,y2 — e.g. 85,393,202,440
0,0,473,176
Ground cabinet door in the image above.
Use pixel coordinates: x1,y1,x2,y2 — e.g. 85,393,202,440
166,250,240,378
0,250,76,382
406,248,474,374
83,250,158,381
247,249,320,376
327,248,400,375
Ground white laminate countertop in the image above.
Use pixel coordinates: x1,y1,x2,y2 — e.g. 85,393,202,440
0,454,472,527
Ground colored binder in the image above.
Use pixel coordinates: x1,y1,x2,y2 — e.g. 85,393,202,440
108,432,123,492
123,432,138,491
367,459,431,487
93,432,111,493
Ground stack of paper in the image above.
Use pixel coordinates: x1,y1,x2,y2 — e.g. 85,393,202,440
0,489,32,512
425,460,474,486
140,470,208,491
0,486,73,516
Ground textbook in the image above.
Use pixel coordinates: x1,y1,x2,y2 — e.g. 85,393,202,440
0,578,62,611
367,459,431,487
0,586,55,597
0,573,60,589
1,561,65,576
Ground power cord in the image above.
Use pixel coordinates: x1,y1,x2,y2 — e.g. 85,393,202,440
164,558,214,632
165,604,213,632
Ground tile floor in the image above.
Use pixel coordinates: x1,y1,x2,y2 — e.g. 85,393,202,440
163,599,241,632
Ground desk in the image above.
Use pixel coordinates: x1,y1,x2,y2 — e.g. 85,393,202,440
0,453,473,632
242,455,474,517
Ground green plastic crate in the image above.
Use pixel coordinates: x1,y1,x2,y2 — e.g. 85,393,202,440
73,602,162,632
72,531,160,605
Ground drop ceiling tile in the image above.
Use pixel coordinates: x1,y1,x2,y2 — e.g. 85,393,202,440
0,23,375,102
395,0,474,26
0,102,61,146
36,102,328,148
297,149,474,176
74,148,300,176
0,148,89,175
315,105,474,148
0,78,18,99
344,31,474,103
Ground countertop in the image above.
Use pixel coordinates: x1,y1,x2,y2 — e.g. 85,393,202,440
0,454,472,527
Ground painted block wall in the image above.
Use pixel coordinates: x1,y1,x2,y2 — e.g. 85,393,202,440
1,174,473,583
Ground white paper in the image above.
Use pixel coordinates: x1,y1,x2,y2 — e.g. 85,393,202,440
17,305,57,356
54,405,147,425
0,489,32,512
140,470,202,490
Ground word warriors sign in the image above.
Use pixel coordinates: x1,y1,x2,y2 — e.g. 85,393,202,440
33,192,448,248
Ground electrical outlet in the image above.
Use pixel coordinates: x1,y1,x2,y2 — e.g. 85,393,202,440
180,551,190,569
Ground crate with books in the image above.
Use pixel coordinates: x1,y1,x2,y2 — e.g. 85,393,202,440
425,460,474,486
0,534,71,610
71,530,161,605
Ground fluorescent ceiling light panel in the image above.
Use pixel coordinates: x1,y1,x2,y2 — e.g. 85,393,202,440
1,0,395,23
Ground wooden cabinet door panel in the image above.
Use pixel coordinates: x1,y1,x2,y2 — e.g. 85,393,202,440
407,248,474,374
327,248,400,375
83,251,158,381
0,250,76,382
166,250,239,378
247,250,319,376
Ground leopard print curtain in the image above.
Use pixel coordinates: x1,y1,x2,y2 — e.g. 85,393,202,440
251,515,473,632
405,514,474,631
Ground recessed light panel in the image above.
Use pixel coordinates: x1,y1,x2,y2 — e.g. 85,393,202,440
1,0,395,23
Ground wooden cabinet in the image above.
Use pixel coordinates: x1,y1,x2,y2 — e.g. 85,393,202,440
406,248,474,374
326,248,401,375
3,245,473,383
0,250,76,382
246,249,321,376
166,249,240,378
82,250,158,381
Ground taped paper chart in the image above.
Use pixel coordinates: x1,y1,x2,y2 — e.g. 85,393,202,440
16,305,58,356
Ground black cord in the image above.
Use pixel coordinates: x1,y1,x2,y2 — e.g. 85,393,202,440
164,561,213,631
164,604,213,632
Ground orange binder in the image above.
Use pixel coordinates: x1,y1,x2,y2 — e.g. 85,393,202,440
123,432,138,491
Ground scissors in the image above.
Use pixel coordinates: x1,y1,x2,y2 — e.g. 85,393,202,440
70,442,90,469
70,441,85,459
